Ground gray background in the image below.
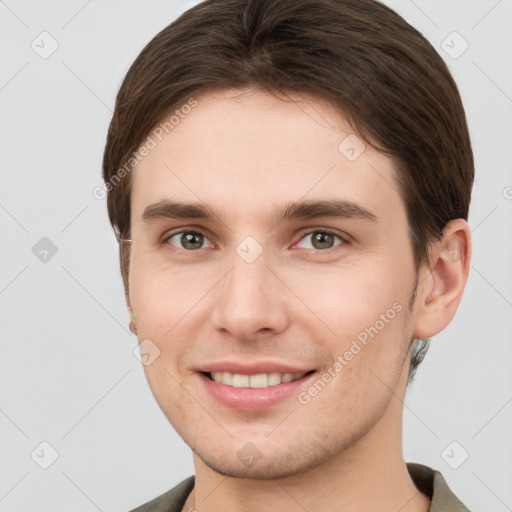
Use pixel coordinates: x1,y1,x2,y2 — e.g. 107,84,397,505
0,0,511,510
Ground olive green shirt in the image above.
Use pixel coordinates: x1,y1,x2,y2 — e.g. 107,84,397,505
129,463,470,511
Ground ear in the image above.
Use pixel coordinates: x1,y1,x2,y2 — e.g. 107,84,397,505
412,219,471,339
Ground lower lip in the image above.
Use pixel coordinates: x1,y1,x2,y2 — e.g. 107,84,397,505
199,372,316,411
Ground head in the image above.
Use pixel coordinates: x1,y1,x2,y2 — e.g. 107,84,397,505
103,0,473,479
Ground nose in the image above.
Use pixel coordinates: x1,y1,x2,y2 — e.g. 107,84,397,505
210,250,289,341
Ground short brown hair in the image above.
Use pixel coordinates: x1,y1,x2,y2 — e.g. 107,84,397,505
102,0,474,378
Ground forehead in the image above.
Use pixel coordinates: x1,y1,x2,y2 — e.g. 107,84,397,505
130,89,405,227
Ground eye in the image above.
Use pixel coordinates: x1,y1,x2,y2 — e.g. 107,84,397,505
295,230,346,250
164,230,214,251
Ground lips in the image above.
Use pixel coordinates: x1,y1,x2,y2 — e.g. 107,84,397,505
197,362,317,411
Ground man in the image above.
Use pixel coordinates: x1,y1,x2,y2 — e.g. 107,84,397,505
102,0,473,510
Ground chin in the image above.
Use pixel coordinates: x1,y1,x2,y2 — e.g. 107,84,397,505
199,454,313,480
191,439,341,481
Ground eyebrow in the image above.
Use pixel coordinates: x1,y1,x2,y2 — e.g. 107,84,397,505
141,199,377,226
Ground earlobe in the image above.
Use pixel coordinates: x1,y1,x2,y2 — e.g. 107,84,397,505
129,321,138,335
413,219,471,339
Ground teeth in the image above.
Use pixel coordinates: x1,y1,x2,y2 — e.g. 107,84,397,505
221,371,232,385
209,371,307,388
232,374,250,387
249,374,267,388
267,372,282,386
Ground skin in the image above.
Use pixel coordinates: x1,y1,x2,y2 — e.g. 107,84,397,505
126,88,471,512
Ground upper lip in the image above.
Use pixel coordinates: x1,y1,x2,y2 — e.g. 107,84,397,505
198,361,315,375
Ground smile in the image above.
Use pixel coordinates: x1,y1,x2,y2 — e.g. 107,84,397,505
207,371,309,388
200,369,317,411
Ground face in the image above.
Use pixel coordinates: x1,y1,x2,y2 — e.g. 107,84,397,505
127,89,420,479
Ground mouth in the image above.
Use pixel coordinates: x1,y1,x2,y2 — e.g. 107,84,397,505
203,370,315,388
198,368,317,411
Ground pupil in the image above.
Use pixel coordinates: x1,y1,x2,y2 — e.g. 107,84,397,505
182,232,203,249
313,232,333,249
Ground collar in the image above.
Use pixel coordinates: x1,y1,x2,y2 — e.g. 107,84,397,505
407,462,471,511
129,463,471,511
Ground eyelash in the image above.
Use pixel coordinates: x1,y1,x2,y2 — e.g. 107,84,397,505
161,227,350,253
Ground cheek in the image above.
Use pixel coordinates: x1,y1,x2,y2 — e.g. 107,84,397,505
129,251,203,329
284,260,412,389
280,258,407,331
128,255,222,382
